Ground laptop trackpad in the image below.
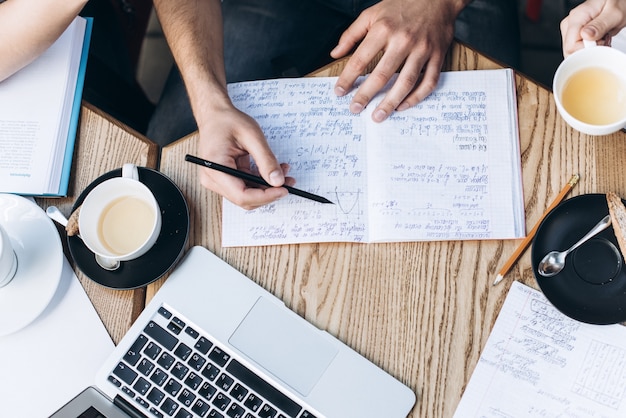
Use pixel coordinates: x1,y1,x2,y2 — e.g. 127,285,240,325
229,297,338,396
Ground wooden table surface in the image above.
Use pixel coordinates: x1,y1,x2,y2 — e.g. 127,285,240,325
39,42,626,417
36,102,158,344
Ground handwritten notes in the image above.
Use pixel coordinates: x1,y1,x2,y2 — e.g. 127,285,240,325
454,281,626,417
222,70,524,246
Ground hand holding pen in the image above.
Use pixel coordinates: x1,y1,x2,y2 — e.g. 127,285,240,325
186,155,333,205
190,104,302,210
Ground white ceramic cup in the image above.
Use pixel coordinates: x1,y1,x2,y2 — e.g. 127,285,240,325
0,223,17,288
553,41,626,136
79,164,162,263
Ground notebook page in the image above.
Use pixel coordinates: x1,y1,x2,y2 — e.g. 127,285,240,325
365,69,524,241
454,281,626,417
221,71,523,247
223,78,370,246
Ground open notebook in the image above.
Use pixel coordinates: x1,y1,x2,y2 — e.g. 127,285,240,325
52,246,415,417
222,70,523,246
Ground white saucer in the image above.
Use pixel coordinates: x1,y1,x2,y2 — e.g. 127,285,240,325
0,194,63,337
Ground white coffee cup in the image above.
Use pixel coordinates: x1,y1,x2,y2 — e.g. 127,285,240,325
79,164,161,263
0,223,17,288
553,41,626,136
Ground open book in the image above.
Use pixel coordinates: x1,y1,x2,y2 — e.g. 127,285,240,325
0,16,92,196
222,70,524,246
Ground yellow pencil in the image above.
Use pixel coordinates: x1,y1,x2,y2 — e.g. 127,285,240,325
493,174,580,286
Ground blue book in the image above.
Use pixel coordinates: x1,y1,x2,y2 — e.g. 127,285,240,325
57,17,93,197
0,16,93,196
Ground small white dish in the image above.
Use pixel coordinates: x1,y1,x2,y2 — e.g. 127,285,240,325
0,194,63,337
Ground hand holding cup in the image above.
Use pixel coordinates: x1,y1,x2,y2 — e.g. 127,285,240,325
553,41,626,136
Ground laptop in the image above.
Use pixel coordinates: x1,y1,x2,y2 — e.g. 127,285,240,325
51,246,416,418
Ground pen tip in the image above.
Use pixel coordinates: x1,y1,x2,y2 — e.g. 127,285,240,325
493,274,503,286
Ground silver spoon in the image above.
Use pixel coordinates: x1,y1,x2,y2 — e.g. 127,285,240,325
46,206,120,271
538,214,612,277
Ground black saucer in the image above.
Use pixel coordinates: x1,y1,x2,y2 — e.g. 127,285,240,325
68,167,189,289
531,194,626,324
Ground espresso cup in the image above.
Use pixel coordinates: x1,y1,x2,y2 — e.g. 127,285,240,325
553,41,626,136
0,223,17,288
79,164,162,263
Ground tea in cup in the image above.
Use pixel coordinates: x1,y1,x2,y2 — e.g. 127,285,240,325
553,42,626,135
79,164,161,264
0,223,17,288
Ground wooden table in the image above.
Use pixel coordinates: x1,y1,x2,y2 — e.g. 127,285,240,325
42,41,626,417
36,102,158,344
156,43,626,417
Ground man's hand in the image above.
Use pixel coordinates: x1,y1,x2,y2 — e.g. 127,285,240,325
331,0,468,122
154,0,294,210
561,0,626,57
196,105,294,210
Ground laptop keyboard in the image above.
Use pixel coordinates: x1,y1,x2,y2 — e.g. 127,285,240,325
105,305,318,418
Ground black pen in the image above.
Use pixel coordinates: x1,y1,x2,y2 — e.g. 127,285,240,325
185,154,334,204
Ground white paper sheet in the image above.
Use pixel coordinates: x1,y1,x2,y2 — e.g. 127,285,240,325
0,257,114,418
455,281,626,417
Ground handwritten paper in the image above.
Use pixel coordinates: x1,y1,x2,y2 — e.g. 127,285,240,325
222,70,524,246
454,281,626,417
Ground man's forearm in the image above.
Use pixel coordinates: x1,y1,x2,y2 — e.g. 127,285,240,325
153,0,231,127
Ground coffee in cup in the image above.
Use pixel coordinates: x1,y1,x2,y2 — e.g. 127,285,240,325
79,164,161,264
0,223,17,288
553,42,626,135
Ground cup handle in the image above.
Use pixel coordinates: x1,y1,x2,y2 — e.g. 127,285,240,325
122,163,139,181
583,39,597,48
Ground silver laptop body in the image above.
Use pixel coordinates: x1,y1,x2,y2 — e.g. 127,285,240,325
56,246,415,417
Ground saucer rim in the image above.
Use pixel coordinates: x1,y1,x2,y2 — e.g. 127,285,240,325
68,167,190,290
0,193,63,336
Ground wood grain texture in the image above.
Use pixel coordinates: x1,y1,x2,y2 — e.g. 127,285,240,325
36,102,158,344
142,41,626,417
155,44,514,417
